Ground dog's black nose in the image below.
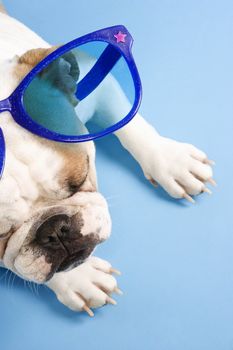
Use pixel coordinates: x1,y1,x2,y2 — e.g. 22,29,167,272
35,213,98,271
35,214,73,250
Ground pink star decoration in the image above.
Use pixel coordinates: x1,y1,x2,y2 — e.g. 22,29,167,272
114,31,127,43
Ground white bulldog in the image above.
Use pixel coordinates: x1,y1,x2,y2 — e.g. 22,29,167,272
0,4,215,316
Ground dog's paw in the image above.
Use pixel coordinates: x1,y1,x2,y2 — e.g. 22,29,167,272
46,256,122,316
141,136,216,202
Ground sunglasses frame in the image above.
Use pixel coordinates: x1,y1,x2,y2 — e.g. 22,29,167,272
0,25,142,177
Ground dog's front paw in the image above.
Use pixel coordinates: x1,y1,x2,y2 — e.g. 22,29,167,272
46,256,122,316
141,136,216,202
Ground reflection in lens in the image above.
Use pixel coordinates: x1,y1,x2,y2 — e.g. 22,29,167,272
39,51,80,106
23,41,135,136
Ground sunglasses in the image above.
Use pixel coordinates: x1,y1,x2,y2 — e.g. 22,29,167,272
0,25,142,176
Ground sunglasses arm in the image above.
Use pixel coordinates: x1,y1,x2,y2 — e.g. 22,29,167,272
75,44,121,101
0,98,11,113
0,128,5,178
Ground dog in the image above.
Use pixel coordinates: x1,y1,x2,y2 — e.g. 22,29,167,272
0,3,214,316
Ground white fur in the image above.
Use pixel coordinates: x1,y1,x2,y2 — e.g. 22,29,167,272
0,11,214,315
0,12,50,61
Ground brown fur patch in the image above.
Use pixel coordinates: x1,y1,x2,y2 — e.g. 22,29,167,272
0,4,7,14
58,147,90,193
14,46,59,82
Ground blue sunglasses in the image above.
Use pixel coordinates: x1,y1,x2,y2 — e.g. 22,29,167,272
0,25,142,176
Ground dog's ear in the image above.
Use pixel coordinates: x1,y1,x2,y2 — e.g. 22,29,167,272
15,46,59,81
18,47,59,66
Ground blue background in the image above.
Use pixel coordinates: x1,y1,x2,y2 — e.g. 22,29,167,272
1,1,232,349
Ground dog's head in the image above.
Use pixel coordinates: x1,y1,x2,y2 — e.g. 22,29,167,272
0,47,111,283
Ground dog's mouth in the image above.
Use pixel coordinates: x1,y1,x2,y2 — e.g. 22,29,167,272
43,247,94,282
13,241,97,283
57,252,85,272
55,233,97,273
56,245,94,273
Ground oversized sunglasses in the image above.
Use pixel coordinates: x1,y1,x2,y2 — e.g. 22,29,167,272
0,25,142,176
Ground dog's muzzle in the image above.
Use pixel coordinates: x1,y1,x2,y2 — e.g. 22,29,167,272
3,192,112,283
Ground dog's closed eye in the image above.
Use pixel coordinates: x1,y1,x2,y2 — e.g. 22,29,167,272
58,150,92,196
68,176,88,194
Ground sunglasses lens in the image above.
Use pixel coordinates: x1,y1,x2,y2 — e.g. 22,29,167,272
23,41,136,137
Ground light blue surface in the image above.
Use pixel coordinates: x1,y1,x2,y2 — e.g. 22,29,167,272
1,1,233,349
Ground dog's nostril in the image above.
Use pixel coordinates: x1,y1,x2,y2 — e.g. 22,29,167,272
60,225,70,235
47,235,57,243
